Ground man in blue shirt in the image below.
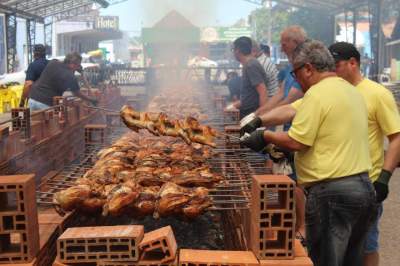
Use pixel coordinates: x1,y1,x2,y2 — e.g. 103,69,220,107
19,44,49,107
277,64,303,131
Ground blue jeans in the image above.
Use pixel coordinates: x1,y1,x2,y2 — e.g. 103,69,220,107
28,98,50,111
364,203,383,253
305,173,378,266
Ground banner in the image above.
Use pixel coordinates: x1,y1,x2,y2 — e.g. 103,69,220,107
95,16,119,31
201,27,253,42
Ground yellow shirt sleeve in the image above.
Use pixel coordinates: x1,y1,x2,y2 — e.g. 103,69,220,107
376,89,400,136
291,99,303,110
288,94,322,146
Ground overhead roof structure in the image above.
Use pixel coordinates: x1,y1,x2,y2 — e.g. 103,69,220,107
244,0,386,80
244,0,370,13
0,0,111,22
0,0,116,72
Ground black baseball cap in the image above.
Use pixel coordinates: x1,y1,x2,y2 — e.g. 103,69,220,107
328,42,360,63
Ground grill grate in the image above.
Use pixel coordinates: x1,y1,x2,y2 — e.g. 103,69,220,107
36,87,272,212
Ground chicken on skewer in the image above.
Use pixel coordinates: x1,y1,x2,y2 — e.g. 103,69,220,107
120,105,217,147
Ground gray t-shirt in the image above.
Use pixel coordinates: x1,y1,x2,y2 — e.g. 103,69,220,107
29,60,80,106
240,58,268,118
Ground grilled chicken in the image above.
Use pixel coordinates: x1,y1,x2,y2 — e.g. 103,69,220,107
120,105,217,147
102,182,140,216
53,132,221,219
155,182,212,219
53,185,92,213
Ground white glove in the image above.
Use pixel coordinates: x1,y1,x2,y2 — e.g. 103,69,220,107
240,112,256,128
225,103,236,111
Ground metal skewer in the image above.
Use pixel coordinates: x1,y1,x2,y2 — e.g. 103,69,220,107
83,105,120,114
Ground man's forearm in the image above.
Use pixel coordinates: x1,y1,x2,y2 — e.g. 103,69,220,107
255,90,283,115
233,100,241,108
21,81,33,100
383,132,400,172
263,131,307,151
259,104,296,127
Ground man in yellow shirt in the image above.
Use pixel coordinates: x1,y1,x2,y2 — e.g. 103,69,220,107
329,42,400,266
241,40,377,266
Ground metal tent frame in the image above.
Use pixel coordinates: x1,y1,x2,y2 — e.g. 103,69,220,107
0,0,112,72
244,0,385,80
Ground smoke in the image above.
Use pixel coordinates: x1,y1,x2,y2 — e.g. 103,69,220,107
141,0,218,27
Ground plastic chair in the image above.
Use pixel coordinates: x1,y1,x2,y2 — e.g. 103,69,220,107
0,89,12,113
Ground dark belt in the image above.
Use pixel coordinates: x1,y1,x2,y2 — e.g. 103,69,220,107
303,172,369,196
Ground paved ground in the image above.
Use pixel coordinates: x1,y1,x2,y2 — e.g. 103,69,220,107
380,168,400,265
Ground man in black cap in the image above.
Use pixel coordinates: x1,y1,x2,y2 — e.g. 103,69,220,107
20,44,49,107
329,42,400,266
28,52,97,111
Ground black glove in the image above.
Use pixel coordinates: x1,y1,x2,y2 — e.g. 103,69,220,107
240,130,267,152
373,169,392,203
241,116,262,136
266,145,293,163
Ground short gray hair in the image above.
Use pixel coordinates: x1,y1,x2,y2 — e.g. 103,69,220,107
281,25,307,44
292,40,335,72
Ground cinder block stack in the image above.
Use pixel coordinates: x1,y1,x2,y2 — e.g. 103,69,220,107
179,249,259,266
224,125,241,150
223,109,240,125
106,113,123,128
57,225,144,264
250,175,296,260
84,124,108,145
138,226,177,264
214,95,226,111
0,174,39,263
259,239,313,265
96,260,177,266
11,108,31,139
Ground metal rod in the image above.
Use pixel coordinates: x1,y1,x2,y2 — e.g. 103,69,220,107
212,200,249,204
217,132,241,141
209,206,249,210
83,105,120,114
210,195,249,198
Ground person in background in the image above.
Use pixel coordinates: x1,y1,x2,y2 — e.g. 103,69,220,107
252,40,279,98
260,40,271,57
227,36,269,119
226,71,241,102
19,44,49,107
362,53,371,77
241,40,377,266
329,42,400,266
256,25,306,116
241,26,308,236
28,52,97,111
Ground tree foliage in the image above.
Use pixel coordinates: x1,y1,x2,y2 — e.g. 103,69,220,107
248,7,289,43
287,8,335,45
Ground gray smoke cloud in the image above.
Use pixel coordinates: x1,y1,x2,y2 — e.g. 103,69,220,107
142,0,218,27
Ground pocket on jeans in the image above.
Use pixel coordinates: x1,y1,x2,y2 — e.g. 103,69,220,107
328,202,364,241
305,196,321,247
